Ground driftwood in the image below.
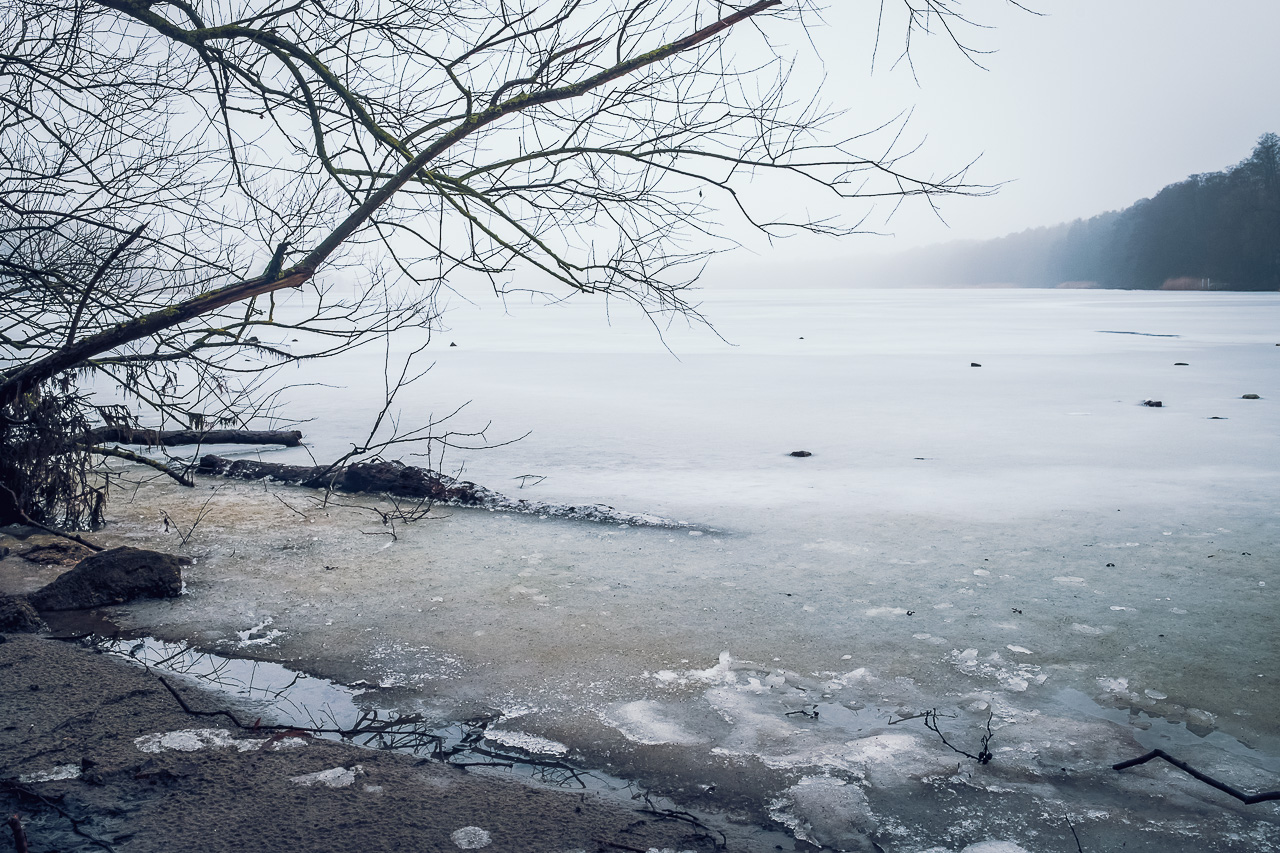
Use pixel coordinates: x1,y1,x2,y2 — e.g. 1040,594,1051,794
196,455,488,505
89,427,303,447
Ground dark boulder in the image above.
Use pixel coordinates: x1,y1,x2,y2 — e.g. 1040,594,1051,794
0,594,46,632
28,547,188,611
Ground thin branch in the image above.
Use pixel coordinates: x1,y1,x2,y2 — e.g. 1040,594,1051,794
0,483,105,552
1114,749,1280,804
90,444,195,487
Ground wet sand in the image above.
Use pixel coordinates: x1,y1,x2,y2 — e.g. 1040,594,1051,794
0,630,747,853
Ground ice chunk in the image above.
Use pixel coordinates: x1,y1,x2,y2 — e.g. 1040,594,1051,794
486,729,569,755
603,700,706,745
291,765,362,788
135,728,262,753
768,776,878,850
450,826,492,849
18,764,81,783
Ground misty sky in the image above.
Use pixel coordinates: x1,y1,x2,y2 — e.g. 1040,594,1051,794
708,0,1280,281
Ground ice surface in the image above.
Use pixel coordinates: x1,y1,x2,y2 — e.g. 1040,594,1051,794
96,289,1280,851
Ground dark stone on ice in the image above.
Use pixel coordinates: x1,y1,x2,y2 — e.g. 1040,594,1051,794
789,450,813,458
0,594,46,632
1142,400,1163,407
28,547,188,611
1242,393,1261,399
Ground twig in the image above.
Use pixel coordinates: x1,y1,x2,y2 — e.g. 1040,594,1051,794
271,493,309,519
635,793,727,849
448,761,514,770
0,781,114,851
1064,812,1084,853
90,445,194,487
158,675,256,729
892,708,994,764
0,483,104,552
162,485,220,546
7,814,29,853
1113,749,1280,804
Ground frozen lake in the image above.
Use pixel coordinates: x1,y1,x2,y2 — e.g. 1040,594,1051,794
93,288,1279,851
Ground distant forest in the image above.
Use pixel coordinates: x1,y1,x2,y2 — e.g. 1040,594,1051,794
856,134,1280,291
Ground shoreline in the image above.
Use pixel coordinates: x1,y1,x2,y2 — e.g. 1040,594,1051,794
1,631,778,853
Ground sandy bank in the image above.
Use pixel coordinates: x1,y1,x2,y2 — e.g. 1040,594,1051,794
0,632,740,853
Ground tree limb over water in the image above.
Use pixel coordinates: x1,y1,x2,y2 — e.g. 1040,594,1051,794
1,0,1019,529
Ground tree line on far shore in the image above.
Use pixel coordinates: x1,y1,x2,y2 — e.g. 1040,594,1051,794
853,133,1280,291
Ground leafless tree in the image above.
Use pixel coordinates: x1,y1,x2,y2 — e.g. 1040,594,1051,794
0,0,1016,528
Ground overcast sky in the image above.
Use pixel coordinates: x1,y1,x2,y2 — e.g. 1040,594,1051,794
707,0,1280,281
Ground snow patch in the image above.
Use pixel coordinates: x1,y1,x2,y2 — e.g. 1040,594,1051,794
18,764,81,783
450,826,492,849
291,765,362,788
135,728,264,753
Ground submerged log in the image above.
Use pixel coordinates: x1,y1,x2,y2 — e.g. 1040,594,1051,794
89,427,303,447
196,455,488,505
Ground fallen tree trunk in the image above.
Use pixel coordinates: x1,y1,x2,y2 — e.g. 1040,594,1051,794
197,454,686,528
196,455,488,505
90,427,303,447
